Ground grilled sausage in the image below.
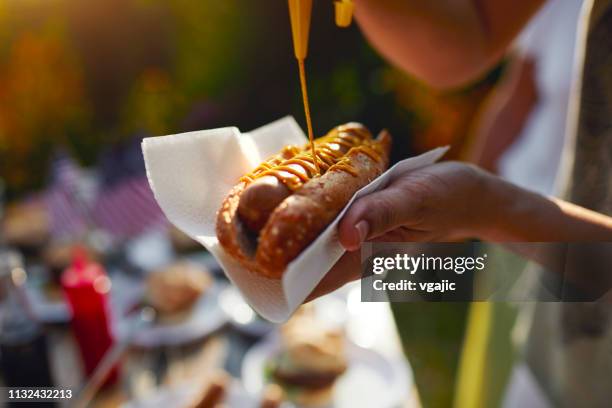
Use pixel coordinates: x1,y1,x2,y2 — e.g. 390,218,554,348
216,123,392,279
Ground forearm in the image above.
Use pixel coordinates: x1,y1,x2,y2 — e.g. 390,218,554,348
480,175,612,242
354,0,544,89
477,175,612,299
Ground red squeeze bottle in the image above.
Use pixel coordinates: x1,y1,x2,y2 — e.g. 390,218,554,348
61,247,118,386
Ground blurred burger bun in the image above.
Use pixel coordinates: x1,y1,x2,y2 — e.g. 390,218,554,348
271,311,347,406
146,261,212,318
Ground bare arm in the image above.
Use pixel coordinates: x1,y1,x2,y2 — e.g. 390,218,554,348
482,176,612,242
309,162,612,301
460,174,612,298
354,0,545,89
334,162,612,248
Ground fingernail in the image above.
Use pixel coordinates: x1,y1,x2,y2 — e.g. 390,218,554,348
355,220,369,244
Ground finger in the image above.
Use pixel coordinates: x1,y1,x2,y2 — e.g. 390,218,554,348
338,185,422,251
305,251,361,302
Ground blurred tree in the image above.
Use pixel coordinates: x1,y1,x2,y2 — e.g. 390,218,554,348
0,22,89,194
66,0,172,134
168,0,253,100
121,67,180,136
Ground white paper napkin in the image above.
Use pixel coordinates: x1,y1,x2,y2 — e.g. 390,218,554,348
142,116,448,322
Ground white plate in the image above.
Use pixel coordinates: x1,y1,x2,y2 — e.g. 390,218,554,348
121,380,256,408
242,336,411,408
116,282,228,347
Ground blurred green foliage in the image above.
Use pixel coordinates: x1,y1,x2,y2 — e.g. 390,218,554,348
0,0,499,198
0,0,413,195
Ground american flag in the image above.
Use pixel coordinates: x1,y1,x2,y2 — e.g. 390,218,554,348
94,135,167,238
93,176,166,237
44,138,167,239
44,151,89,238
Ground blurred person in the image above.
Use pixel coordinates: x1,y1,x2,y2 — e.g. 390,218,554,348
311,0,612,406
461,2,583,407
468,0,582,196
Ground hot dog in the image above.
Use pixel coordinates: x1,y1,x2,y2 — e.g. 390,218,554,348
237,128,359,231
216,123,392,279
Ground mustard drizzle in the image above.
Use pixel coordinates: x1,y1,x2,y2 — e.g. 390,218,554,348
240,126,383,190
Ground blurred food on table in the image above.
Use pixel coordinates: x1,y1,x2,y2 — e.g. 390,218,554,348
269,310,348,407
259,383,284,408
146,261,212,318
1,202,50,256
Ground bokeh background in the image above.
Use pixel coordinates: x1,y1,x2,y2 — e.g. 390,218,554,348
0,1,507,407
0,0,500,198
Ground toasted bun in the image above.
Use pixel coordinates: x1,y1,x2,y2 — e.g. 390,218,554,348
291,385,334,407
279,314,347,374
271,312,348,407
146,261,211,316
216,123,391,279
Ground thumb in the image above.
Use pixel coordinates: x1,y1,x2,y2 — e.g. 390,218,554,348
338,185,418,250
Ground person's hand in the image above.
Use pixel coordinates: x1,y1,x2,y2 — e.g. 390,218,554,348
307,160,612,303
308,161,494,302
338,161,494,250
